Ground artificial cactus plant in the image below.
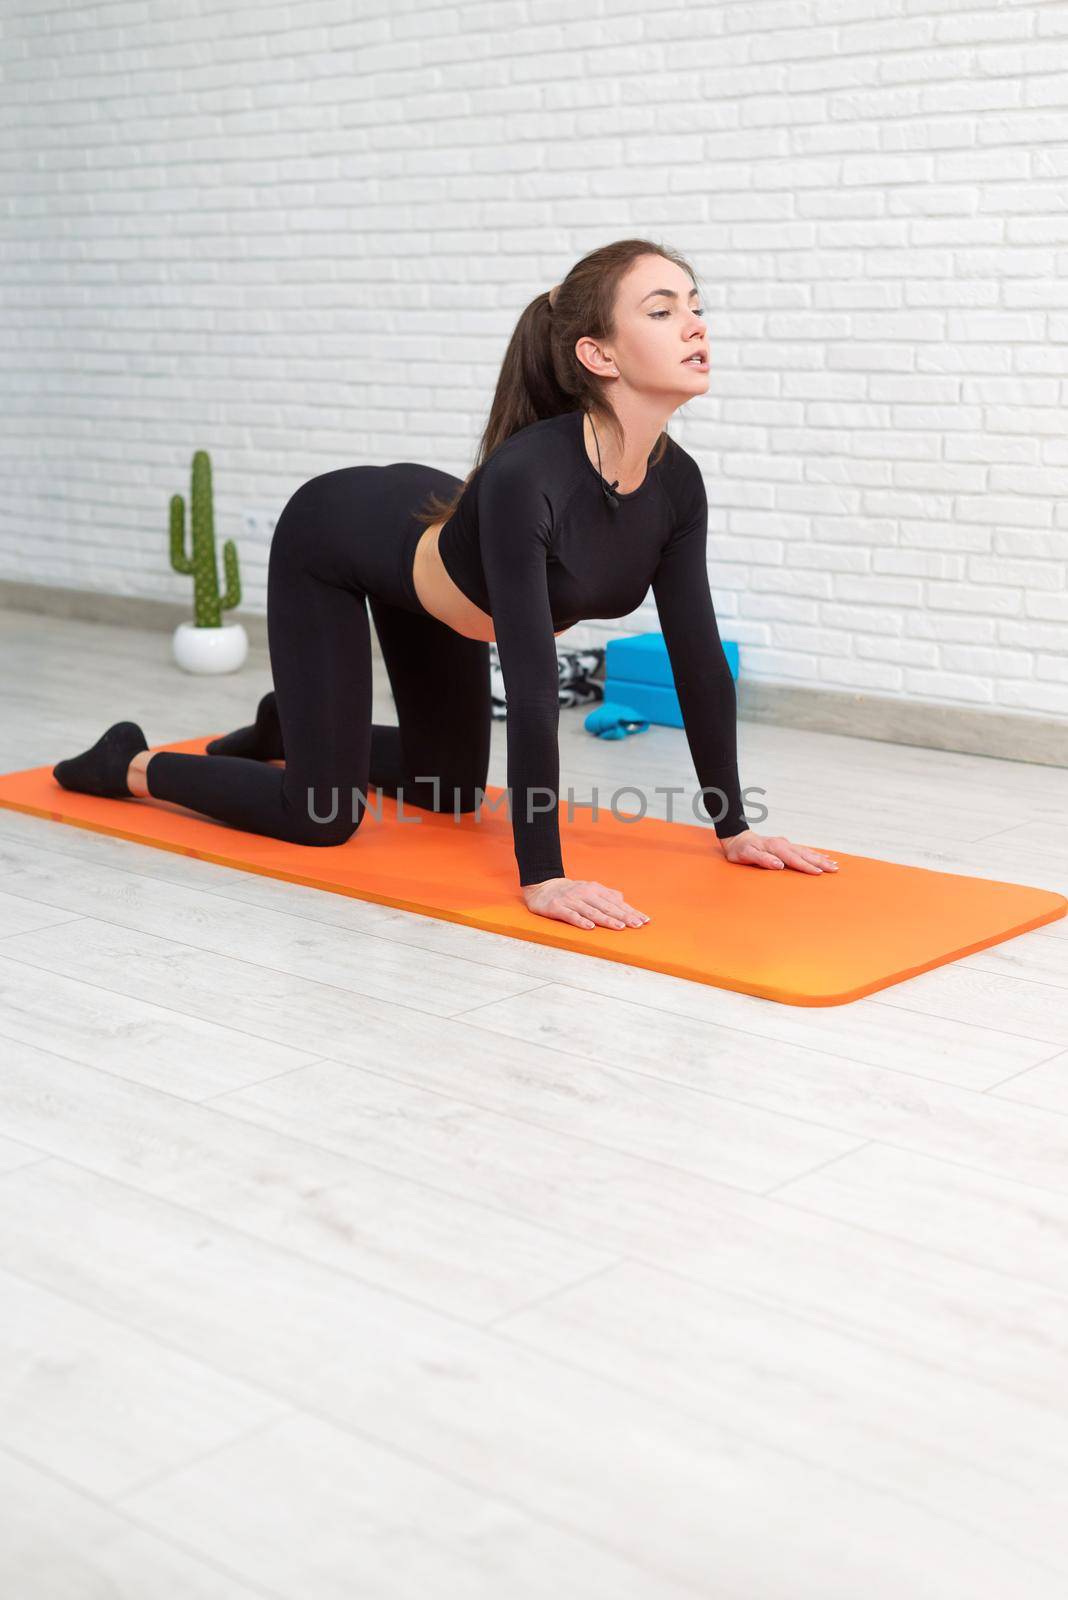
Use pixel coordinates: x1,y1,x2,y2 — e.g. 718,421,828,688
169,449,242,627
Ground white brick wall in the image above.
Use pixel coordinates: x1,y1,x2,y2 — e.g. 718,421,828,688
3,0,1067,718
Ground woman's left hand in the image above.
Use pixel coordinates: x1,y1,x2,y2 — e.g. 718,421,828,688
721,830,838,875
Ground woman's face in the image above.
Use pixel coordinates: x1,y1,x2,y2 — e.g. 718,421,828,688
581,254,710,397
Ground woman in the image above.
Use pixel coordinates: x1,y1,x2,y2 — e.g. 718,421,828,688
53,237,837,933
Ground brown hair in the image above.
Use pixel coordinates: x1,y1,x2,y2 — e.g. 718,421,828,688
411,236,700,531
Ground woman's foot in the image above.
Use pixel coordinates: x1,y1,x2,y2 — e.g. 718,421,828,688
206,690,283,761
52,721,148,798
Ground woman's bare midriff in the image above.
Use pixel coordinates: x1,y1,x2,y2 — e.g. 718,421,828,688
412,519,567,642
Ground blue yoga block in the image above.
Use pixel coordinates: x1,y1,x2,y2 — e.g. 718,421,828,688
601,679,684,727
604,631,739,728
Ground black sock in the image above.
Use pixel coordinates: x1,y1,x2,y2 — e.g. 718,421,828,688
206,691,283,760
52,721,148,798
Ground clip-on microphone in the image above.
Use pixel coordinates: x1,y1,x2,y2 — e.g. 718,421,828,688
587,410,620,511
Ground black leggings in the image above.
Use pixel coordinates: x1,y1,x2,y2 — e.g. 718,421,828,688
145,463,492,846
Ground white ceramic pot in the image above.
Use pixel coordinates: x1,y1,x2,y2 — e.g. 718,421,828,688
172,620,249,675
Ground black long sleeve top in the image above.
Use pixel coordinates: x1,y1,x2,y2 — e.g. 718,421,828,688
436,406,749,886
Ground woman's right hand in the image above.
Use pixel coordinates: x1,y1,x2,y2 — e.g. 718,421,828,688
520,877,651,931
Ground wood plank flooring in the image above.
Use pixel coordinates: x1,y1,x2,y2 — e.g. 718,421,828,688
1,608,1067,1598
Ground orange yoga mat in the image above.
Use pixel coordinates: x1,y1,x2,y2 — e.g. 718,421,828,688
0,733,1064,1007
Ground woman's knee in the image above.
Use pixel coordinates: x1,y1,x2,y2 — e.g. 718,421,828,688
283,782,365,846
448,779,485,814
298,815,360,847
398,771,486,814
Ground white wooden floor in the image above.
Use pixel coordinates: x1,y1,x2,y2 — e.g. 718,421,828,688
2,607,1068,1599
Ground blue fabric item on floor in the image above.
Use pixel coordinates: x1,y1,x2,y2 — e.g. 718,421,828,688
584,701,650,740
